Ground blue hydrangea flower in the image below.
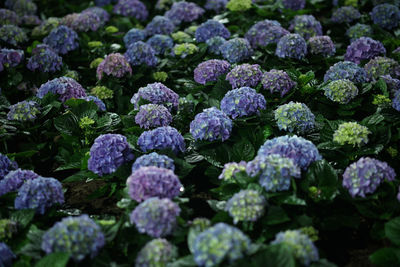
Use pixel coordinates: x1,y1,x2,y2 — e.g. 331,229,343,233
0,169,39,196
36,77,87,103
0,25,27,46
271,230,319,266
82,7,110,23
261,69,297,97
123,28,146,48
381,75,400,95
282,0,305,10
370,4,400,30
135,104,172,129
131,82,179,111
70,12,102,32
289,15,323,40
5,0,37,16
0,242,15,267
323,79,358,104
0,153,17,180
344,37,386,64
258,135,322,170
84,96,106,111
113,0,148,21
204,0,228,12
245,19,288,48
226,64,263,89
138,126,186,154
393,89,400,111
27,44,62,73
43,25,79,55
95,0,115,6
195,20,230,43
131,152,175,172
164,1,204,25
276,33,307,60
346,24,373,42
343,157,396,198
190,107,233,142
124,41,158,67
146,34,174,55
206,36,226,55
96,53,132,80
364,56,400,81
14,177,64,214
41,215,105,261
333,122,370,146
274,101,315,134
0,8,20,25
221,87,266,119
194,59,231,84
226,189,266,224
130,197,181,237
307,36,335,57
331,6,361,24
0,49,24,72
193,223,251,267
220,38,253,63
7,100,40,121
135,238,177,267
324,61,367,83
145,16,175,36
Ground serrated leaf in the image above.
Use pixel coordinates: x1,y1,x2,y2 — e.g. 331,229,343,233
385,217,400,246
35,252,70,267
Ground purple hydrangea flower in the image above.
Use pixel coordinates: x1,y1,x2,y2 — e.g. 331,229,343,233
82,6,110,23
14,177,64,214
21,15,41,25
84,96,106,111
27,44,62,73
0,8,20,25
282,0,305,10
164,1,204,25
36,77,87,103
123,28,146,47
137,126,185,154
0,49,24,72
145,16,175,36
195,20,230,43
96,53,132,80
113,0,148,21
131,82,179,111
146,34,174,55
0,153,17,180
226,189,266,224
127,166,182,202
276,33,307,60
206,36,226,55
88,134,134,176
43,26,79,55
0,169,39,196
194,59,231,84
344,37,386,64
364,56,400,81
261,69,297,97
190,107,233,141
324,61,367,83
226,64,263,89
95,0,114,6
346,24,373,42
331,6,361,24
71,12,102,32
220,38,253,63
131,152,175,172
381,75,400,95
0,25,27,46
370,4,400,30
274,101,315,134
392,89,400,111
204,0,228,12
135,104,172,129
343,157,396,197
245,20,289,48
289,15,323,40
323,79,358,104
0,242,15,267
135,238,177,267
130,197,181,237
124,41,158,67
41,215,105,262
7,100,40,121
5,0,37,16
307,36,335,57
221,87,266,119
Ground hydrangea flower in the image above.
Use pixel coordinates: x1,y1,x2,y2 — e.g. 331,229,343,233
164,1,204,25
307,36,335,57
33,17,60,37
146,34,174,55
127,166,182,202
344,37,386,64
21,14,40,25
145,16,175,36
14,177,64,214
171,31,192,43
138,126,185,154
27,44,62,73
135,104,172,129
190,107,233,142
221,87,266,119
226,0,252,11
135,238,177,267
90,86,113,100
82,7,110,23
381,75,400,95
219,161,247,180
220,38,253,63
333,122,370,146
271,230,319,266
324,61,367,83
392,89,400,111
131,152,175,172
41,215,105,261
0,153,17,180
282,0,306,10
124,41,157,67
0,9,20,25
346,24,373,42
88,134,134,176
0,169,37,196
204,0,228,12
258,135,321,170
206,36,226,54
130,197,180,237
331,6,361,24
71,12,102,32
43,26,79,55
194,59,230,84
261,69,297,97
226,189,266,224
0,242,15,267
123,28,146,48
370,4,400,30
113,0,148,21
0,219,17,240
323,79,358,104
7,100,40,121
364,56,400,81
343,157,396,197
0,49,24,72
5,0,37,16
96,53,132,80
276,33,307,60
274,101,315,134
95,0,114,6
289,15,323,40
193,223,251,267
0,25,27,46
195,20,230,43
245,20,289,48
84,96,106,111
173,43,199,58
36,77,87,103
131,82,179,111
226,64,263,89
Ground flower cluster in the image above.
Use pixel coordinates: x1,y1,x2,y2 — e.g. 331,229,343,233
221,87,266,119
0,153,17,180
381,75,400,95
204,0,228,12
123,28,146,47
195,20,230,43
333,122,370,146
135,104,172,129
276,33,307,60
282,0,305,10
113,0,148,21
32,17,60,37
274,101,315,134
130,197,180,237
146,34,174,55
131,152,175,172
344,37,386,64
14,177,64,214
331,6,361,23
323,79,358,104
41,215,105,262
0,9,20,25
70,12,102,32
261,69,297,97
84,96,106,111
307,36,335,57
124,41,158,67
27,44,62,73
343,157,396,197
164,1,204,25
364,57,400,81
219,161,247,180
173,43,198,58
0,48,24,71
370,4,400,30
220,38,253,63
194,59,231,84
245,20,289,48
226,189,266,224
21,15,41,26
0,242,15,267
135,239,177,267
206,36,226,54
145,16,175,36
131,82,179,110
43,26,79,55
82,7,110,23
171,31,192,43
346,24,373,42
0,25,27,46
0,169,39,196
138,126,186,154
323,61,367,83
393,89,400,112
96,53,132,80
36,77,87,103
0,219,17,240
226,0,251,11
7,100,39,122
5,0,37,16
226,64,263,89
289,15,323,40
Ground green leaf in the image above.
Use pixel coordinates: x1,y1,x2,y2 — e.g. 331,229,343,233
168,255,197,267
34,252,70,267
264,206,290,225
369,247,400,266
385,217,400,246
55,161,81,171
10,209,35,228
232,139,255,162
232,244,296,267
54,112,80,136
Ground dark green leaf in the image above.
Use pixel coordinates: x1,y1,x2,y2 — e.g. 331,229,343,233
385,217,400,246
369,248,400,267
10,209,35,228
34,252,70,267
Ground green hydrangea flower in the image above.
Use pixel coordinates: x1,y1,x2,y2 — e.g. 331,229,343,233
105,26,119,34
91,86,113,100
323,79,358,104
79,116,95,129
171,31,193,43
90,58,104,69
173,43,198,58
153,71,168,82
333,122,370,146
88,41,103,48
226,0,252,11
372,94,391,106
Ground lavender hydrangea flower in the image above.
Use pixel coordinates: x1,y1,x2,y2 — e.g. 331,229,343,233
226,64,263,89
331,6,361,24
206,36,226,55
219,161,247,180
204,0,228,12
7,100,40,121
344,37,386,64
131,152,175,172
135,238,177,267
392,89,400,111
226,189,266,224
14,177,64,214
88,134,134,176
245,20,289,48
43,26,79,55
135,104,172,129
333,122,370,146
274,102,315,134
124,41,158,67
324,61,367,83
276,33,307,60
145,16,175,36
82,7,110,23
130,197,180,237
123,28,146,47
193,223,251,267
364,57,400,81
0,9,20,25
131,82,179,111
113,0,148,21
84,96,106,111
5,0,37,16
164,1,204,25
0,153,17,180
220,38,253,63
289,15,323,40
36,77,87,103
370,4,400,30
190,107,233,142
195,20,230,43
221,87,266,119
343,157,396,197
71,12,102,32
41,215,105,262
0,25,27,46
346,24,373,42
138,126,185,154
307,36,335,57
0,169,39,196
96,53,132,80
27,44,62,73
271,230,319,266
146,34,174,55
0,49,24,72
194,59,231,84
381,75,400,95
282,0,306,10
261,69,297,97
323,79,358,104
127,166,182,202
0,242,15,267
